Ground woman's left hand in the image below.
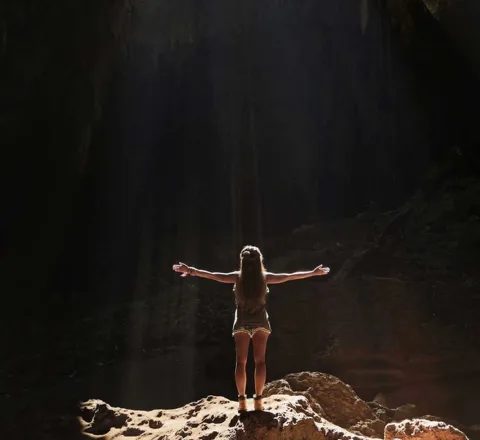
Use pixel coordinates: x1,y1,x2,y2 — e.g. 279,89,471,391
314,264,330,276
173,262,190,277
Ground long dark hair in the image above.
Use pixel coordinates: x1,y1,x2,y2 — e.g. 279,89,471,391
235,245,267,312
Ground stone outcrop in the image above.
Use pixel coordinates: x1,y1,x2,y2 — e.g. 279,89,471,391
79,394,371,440
77,372,471,440
385,419,468,440
263,371,385,437
368,401,419,424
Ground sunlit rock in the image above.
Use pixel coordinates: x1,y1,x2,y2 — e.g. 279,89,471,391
80,394,373,440
385,419,469,440
263,371,385,437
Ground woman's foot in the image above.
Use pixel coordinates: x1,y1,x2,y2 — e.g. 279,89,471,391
253,394,263,411
238,395,247,412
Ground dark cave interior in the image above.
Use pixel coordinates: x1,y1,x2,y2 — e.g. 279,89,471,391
1,0,480,436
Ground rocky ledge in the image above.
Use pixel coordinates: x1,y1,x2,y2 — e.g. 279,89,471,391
79,372,473,440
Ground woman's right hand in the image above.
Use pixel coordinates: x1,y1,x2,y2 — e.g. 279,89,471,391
173,262,190,277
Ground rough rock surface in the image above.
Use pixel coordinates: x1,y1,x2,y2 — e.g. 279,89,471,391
368,402,420,424
76,372,473,440
385,419,468,440
263,371,385,437
79,395,370,440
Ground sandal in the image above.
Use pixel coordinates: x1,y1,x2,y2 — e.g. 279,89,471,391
238,395,247,412
253,394,264,411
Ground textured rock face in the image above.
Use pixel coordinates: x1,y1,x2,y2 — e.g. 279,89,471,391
263,371,385,437
368,402,419,424
385,419,468,440
71,372,473,440
79,395,371,440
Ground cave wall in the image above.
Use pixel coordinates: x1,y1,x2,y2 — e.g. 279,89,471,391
4,0,479,303
1,0,132,305
385,0,480,170
2,0,480,420
55,0,444,301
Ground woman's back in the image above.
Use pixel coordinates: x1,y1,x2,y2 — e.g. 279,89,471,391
234,282,268,313
234,246,268,313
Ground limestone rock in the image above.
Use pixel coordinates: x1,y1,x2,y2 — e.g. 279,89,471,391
368,401,395,424
76,373,471,440
367,401,419,424
263,371,385,437
80,400,129,435
385,419,469,440
79,395,375,440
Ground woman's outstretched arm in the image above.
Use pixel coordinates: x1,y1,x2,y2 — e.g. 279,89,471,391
173,262,238,283
266,265,330,284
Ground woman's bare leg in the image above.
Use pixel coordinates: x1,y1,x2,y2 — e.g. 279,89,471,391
234,333,250,396
252,330,269,397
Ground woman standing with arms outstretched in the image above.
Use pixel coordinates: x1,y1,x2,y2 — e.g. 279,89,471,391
173,245,330,412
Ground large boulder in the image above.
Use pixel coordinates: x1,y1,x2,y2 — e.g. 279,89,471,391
79,395,374,440
263,371,385,437
75,373,472,440
385,419,469,440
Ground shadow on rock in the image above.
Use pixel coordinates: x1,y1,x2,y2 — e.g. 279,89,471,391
0,400,94,440
237,410,279,429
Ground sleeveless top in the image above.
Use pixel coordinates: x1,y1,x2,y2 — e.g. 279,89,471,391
233,284,269,314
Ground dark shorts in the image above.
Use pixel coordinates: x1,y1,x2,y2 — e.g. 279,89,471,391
232,308,271,338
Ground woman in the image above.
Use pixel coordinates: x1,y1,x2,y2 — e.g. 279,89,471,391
173,245,330,412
